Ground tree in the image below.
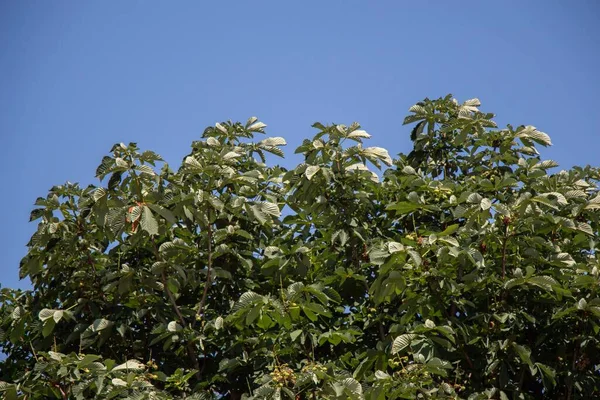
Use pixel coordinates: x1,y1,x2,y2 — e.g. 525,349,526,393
1,95,599,399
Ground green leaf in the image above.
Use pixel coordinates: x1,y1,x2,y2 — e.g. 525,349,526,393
92,318,112,332
206,136,220,146
480,198,492,210
248,121,267,131
136,164,156,176
167,321,182,332
248,204,268,225
146,203,176,225
79,354,102,368
363,146,393,166
392,334,418,354
528,275,558,291
388,241,404,253
215,122,228,133
531,195,559,210
535,362,557,388
386,202,420,214
302,305,318,322
584,194,600,209
407,249,422,266
140,206,159,235
184,156,202,169
42,319,56,337
576,221,594,236
39,308,56,321
259,137,287,147
334,230,349,246
341,377,363,399
223,151,241,160
290,329,303,341
113,360,145,372
305,165,321,180
374,370,391,380
53,310,64,323
369,247,390,265
438,236,459,247
438,224,459,236
108,171,122,190
235,292,262,310
258,201,281,217
246,305,262,325
347,130,371,139
513,343,533,367
10,307,23,321
519,126,552,146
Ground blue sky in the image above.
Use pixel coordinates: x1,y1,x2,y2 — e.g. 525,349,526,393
1,1,598,290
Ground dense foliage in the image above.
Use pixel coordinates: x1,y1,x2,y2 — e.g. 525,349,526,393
2,95,600,399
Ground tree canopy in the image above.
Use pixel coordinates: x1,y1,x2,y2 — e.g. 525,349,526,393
1,95,600,399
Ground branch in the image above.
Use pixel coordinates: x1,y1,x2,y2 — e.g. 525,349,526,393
567,346,577,400
567,322,581,400
196,217,213,321
127,159,145,203
153,240,201,374
161,270,186,326
518,366,526,394
439,292,474,370
501,224,509,279
161,266,201,375
151,238,187,326
51,382,68,400
362,280,385,341
29,341,39,362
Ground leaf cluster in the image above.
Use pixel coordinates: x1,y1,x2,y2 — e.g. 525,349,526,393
2,97,600,399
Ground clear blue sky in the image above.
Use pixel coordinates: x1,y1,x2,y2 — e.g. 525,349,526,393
1,1,598,290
